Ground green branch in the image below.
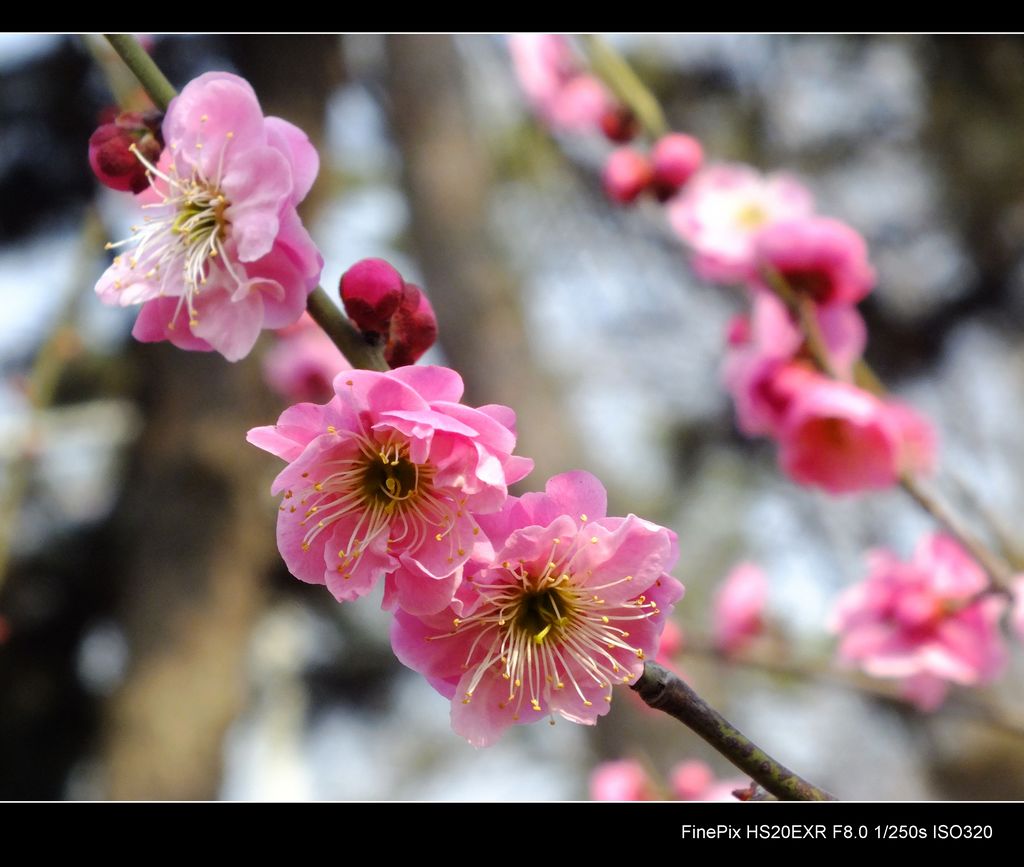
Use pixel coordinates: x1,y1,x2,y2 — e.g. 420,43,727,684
104,34,177,112
579,35,669,139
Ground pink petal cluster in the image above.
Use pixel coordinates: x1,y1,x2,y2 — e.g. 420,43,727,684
263,313,350,403
670,760,746,801
589,758,744,801
96,72,323,361
831,534,1008,708
723,293,935,494
669,163,814,284
508,35,612,133
391,471,684,746
779,379,935,494
713,563,767,654
247,366,532,610
589,759,655,801
753,216,876,305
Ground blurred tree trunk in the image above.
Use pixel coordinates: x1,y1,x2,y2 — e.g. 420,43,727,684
99,37,341,800
101,347,279,799
385,35,579,482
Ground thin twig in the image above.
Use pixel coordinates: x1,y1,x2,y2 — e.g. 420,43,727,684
104,35,177,112
631,661,837,801
307,286,388,371
680,641,1024,742
578,35,669,139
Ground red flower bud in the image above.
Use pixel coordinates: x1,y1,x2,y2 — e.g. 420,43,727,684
602,147,653,205
385,283,438,368
599,106,639,144
651,133,703,201
339,257,407,336
88,109,164,194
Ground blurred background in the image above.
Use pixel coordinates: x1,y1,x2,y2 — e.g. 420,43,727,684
1,33,1023,800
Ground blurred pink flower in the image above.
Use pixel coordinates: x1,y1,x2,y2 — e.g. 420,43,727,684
753,216,876,305
263,313,350,404
831,534,1008,705
247,366,532,610
508,35,610,132
778,377,935,494
668,163,814,284
391,471,684,746
656,618,685,665
713,563,767,654
96,72,323,361
1012,575,1024,643
723,293,865,438
670,759,745,801
590,759,655,801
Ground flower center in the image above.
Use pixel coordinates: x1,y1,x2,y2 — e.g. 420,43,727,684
104,127,242,330
735,202,768,229
285,428,468,582
443,543,662,721
361,444,421,506
514,585,574,644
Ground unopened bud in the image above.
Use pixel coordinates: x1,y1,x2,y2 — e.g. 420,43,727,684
88,109,163,194
339,257,406,337
651,133,703,201
602,147,653,205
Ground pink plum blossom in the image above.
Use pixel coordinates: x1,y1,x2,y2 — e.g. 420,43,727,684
590,759,655,801
713,562,767,654
670,760,746,801
508,35,611,133
753,216,876,305
657,618,685,665
96,72,323,361
777,376,936,494
668,163,814,284
391,471,684,746
831,534,1008,705
263,313,350,403
247,366,533,612
723,292,865,437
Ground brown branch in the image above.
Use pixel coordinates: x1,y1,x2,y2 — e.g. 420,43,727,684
631,661,837,801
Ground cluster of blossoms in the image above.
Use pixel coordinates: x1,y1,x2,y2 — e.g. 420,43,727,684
249,369,684,745
89,68,685,747
590,758,747,802
672,165,937,494
831,534,1008,709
